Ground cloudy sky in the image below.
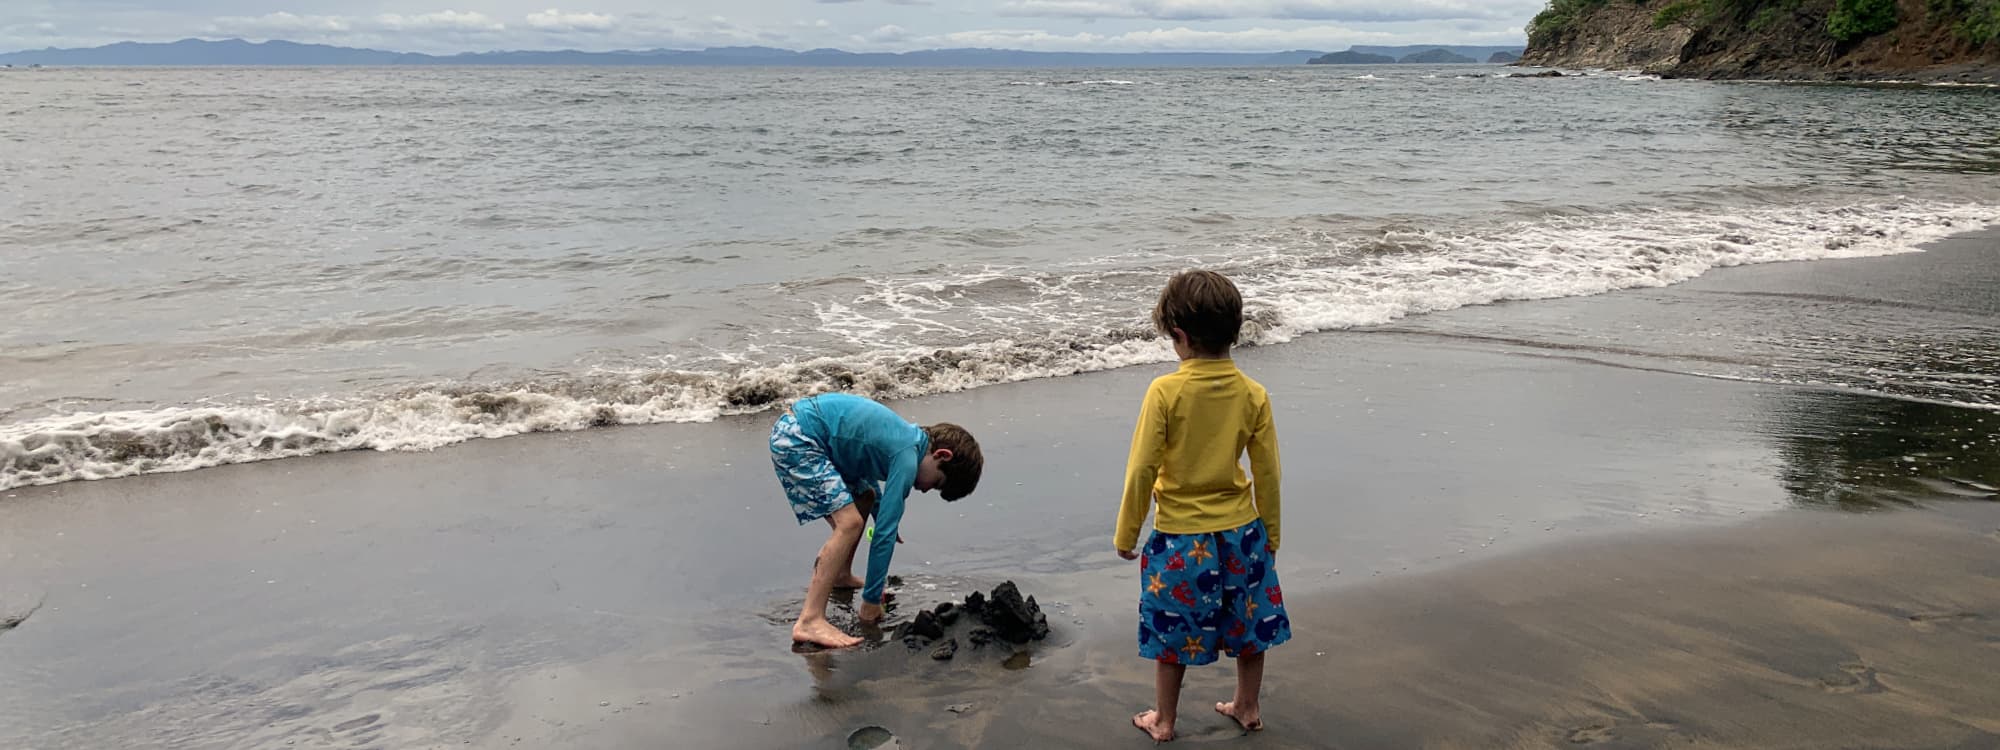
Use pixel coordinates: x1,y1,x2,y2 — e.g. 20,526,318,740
1,1,1543,55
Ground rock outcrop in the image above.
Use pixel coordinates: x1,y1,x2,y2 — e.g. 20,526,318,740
1521,0,2000,81
890,581,1050,661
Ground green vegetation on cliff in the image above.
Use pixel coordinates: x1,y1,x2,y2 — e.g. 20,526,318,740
1827,0,1899,40
1527,0,1614,47
1933,0,2000,40
1531,0,2000,47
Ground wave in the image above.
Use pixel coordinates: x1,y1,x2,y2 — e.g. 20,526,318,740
3,200,1994,491
1005,79,1138,87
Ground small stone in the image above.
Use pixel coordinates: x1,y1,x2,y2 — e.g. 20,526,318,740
907,610,945,641
599,701,610,707
967,627,996,647
931,638,958,660
947,703,974,714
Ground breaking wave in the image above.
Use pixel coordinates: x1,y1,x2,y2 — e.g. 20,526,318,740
3,200,1994,490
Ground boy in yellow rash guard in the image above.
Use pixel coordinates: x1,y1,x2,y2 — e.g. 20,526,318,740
1116,270,1289,743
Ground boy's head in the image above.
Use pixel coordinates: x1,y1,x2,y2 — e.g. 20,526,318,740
918,423,983,502
1152,269,1243,358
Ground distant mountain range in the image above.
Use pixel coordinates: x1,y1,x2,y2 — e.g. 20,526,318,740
1310,46,1522,65
0,38,1522,68
1343,45,1528,61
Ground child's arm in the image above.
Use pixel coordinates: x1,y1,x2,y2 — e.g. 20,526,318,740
1114,382,1169,554
859,450,919,612
1247,394,1282,552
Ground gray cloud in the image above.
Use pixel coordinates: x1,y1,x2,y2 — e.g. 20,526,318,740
2,1,1533,54
1000,0,1541,22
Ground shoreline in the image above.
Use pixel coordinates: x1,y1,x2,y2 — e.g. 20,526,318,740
1517,59,2000,84
4,215,1995,494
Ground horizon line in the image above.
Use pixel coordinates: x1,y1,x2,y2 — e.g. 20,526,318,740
0,36,1528,59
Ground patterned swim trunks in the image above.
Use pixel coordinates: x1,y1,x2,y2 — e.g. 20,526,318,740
769,411,855,525
1137,518,1291,666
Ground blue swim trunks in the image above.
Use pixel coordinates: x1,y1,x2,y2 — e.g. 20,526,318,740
770,412,855,525
1137,518,1291,666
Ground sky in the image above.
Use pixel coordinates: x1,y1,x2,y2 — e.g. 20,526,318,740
0,1,1543,55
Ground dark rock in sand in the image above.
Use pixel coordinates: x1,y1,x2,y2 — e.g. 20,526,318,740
893,581,1048,656
1509,70,1566,78
0,599,42,633
981,582,1049,644
966,627,996,648
898,609,945,644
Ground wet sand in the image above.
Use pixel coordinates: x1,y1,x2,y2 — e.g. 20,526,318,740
663,507,2000,749
2,232,1997,748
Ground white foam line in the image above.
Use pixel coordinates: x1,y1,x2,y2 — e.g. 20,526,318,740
4,200,1995,491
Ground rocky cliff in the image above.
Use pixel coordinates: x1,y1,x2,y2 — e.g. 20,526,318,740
1521,0,2000,81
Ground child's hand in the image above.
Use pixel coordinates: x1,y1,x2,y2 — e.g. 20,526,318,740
859,601,885,622
1116,548,1138,561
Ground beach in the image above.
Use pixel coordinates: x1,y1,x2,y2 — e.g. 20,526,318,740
4,228,1997,748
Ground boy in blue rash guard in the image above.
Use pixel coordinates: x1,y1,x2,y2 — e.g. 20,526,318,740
770,393,985,649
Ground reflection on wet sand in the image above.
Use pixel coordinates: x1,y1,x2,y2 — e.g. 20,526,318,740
1772,389,2000,510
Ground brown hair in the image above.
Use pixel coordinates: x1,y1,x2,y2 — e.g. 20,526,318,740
1152,269,1244,356
923,423,983,502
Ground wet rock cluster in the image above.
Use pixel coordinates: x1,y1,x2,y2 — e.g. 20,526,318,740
891,581,1049,661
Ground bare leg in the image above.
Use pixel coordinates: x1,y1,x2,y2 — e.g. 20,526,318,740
821,514,864,590
1133,661,1184,742
1214,651,1265,732
793,504,864,649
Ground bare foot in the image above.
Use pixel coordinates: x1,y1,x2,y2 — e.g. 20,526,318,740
1132,710,1175,742
792,618,862,649
833,574,865,590
1214,701,1263,732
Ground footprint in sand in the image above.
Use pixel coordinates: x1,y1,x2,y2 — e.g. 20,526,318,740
1567,720,1689,746
330,713,381,733
1820,663,1886,694
1567,725,1613,744
847,726,899,749
1908,611,1980,633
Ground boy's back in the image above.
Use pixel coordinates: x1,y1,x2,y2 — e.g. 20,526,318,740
1115,269,1288,742
794,392,927,490
1114,358,1281,554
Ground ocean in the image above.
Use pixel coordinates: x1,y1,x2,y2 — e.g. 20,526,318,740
3,65,1998,489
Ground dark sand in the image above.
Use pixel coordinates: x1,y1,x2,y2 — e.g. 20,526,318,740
1,233,1997,748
